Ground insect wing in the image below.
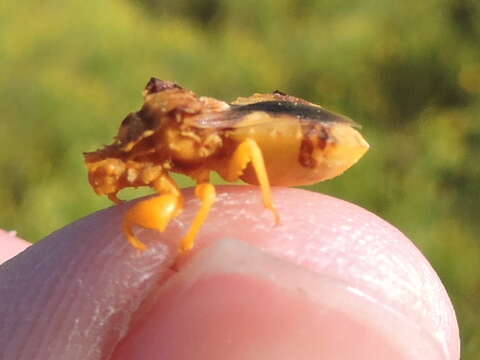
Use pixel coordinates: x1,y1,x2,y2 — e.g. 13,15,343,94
189,101,359,129
188,109,277,129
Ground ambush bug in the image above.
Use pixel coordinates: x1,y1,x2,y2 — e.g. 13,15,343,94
84,78,369,252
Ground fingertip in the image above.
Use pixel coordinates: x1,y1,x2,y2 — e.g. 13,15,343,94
112,187,459,359
112,239,448,360
0,187,459,360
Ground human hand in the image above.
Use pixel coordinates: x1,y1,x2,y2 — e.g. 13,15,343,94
0,187,459,359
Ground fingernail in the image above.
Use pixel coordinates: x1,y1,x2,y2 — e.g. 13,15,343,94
112,238,444,360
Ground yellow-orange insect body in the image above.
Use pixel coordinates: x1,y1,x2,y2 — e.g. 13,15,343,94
84,78,369,252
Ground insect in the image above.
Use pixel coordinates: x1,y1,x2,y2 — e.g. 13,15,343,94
84,78,369,253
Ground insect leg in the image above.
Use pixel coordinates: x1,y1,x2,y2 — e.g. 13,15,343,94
123,174,183,251
227,138,280,223
179,183,216,253
108,193,123,204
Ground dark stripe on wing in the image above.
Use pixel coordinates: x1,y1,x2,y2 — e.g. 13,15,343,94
190,101,358,129
231,101,357,126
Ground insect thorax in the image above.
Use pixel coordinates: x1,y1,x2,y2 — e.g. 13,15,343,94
164,124,224,165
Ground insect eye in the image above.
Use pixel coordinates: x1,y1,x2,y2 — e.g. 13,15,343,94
120,113,139,127
144,78,182,95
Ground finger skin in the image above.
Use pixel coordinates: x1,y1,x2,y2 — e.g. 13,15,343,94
0,229,30,264
0,187,460,360
113,187,459,360
112,239,452,359
0,203,179,360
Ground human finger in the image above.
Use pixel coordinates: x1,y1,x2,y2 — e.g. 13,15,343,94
0,229,31,264
0,187,459,360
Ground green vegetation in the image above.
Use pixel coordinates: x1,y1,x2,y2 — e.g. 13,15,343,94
1,0,478,356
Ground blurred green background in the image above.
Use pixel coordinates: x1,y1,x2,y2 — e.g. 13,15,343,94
1,0,478,356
